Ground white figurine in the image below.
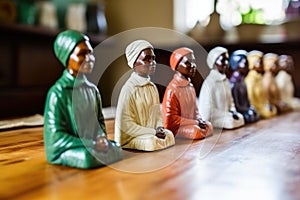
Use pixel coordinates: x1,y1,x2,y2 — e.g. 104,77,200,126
198,46,244,129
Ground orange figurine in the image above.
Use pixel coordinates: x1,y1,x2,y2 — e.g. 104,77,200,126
162,47,213,139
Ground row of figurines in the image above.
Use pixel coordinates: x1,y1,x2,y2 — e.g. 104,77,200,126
43,30,300,169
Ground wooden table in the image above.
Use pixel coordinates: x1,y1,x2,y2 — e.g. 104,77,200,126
1,112,300,200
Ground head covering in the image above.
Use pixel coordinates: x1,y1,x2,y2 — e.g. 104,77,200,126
263,53,278,71
229,50,248,71
247,50,263,70
278,54,294,71
207,46,228,69
54,30,89,67
169,47,193,71
125,40,153,68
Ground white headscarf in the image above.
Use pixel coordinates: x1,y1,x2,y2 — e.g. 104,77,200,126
125,40,153,68
207,46,228,69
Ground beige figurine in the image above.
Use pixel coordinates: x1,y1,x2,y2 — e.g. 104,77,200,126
276,55,300,111
245,50,277,119
262,53,291,114
114,40,175,151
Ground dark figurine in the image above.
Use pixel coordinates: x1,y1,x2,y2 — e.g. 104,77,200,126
162,47,213,139
44,30,123,169
229,50,259,123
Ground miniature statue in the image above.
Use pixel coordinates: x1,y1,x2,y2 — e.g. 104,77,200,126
44,30,123,169
198,46,245,129
276,54,300,111
162,47,213,139
114,40,175,151
229,50,259,123
262,53,291,114
244,50,277,118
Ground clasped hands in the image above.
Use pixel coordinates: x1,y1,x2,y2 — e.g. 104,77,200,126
197,118,207,129
94,135,110,152
156,126,166,139
230,111,240,120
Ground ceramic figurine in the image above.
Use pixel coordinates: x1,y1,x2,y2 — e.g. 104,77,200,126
44,30,123,169
198,46,245,129
276,54,300,111
262,53,291,114
114,40,175,151
229,50,259,123
245,50,277,118
162,47,213,139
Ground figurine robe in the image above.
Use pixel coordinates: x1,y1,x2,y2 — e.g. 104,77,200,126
162,73,213,139
114,72,175,151
230,71,259,123
262,54,290,114
245,70,277,118
44,70,123,169
199,69,244,129
276,70,300,111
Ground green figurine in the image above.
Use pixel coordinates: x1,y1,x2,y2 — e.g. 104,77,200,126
44,30,123,169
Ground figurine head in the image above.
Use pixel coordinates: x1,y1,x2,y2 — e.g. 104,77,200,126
207,46,229,74
247,50,264,74
54,30,90,67
170,47,196,78
54,30,95,77
263,53,279,75
229,50,249,77
125,40,156,77
278,54,294,73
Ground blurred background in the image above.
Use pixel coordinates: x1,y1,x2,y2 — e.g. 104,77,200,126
0,0,299,118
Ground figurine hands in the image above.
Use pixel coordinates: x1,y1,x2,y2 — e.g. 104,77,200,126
197,118,207,129
231,111,240,120
156,126,166,139
94,135,110,152
278,101,289,110
267,104,274,112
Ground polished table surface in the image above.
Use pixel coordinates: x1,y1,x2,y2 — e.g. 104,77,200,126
1,112,300,200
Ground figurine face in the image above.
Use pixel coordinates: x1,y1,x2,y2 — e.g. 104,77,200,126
177,53,196,78
134,48,156,77
68,40,95,76
278,55,294,73
237,58,249,77
215,52,229,74
264,57,279,76
270,60,279,76
253,57,264,74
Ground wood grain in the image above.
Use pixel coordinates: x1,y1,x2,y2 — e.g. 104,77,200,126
1,112,300,200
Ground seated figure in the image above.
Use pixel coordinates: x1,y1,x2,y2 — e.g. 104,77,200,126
114,40,175,151
276,55,300,111
229,50,259,123
245,50,277,119
162,47,213,139
198,46,245,129
262,53,291,114
44,30,123,169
